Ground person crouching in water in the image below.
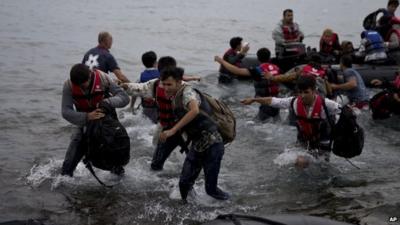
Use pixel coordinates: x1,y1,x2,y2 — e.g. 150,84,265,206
61,64,130,176
159,67,229,202
241,75,341,168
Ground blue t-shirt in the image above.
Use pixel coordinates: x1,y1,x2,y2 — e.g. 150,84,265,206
343,68,369,103
82,46,119,73
140,68,160,83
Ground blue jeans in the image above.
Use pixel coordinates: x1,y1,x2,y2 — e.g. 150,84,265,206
179,142,225,200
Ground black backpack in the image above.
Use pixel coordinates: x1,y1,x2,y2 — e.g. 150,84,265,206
85,102,131,171
363,8,386,30
325,104,364,158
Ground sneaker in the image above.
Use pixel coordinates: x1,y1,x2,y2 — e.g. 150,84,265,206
208,188,230,200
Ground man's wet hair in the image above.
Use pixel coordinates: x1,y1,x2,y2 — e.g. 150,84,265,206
160,67,184,81
296,75,316,91
283,9,293,16
230,37,243,49
256,48,271,63
142,51,157,68
98,31,111,44
157,56,177,72
340,55,353,68
70,64,91,85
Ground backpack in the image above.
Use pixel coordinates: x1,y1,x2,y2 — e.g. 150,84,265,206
194,89,236,144
370,90,393,120
363,8,386,30
325,104,364,158
85,102,131,171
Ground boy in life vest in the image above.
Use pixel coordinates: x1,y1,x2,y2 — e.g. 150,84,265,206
137,51,160,123
215,48,283,121
241,76,341,168
121,56,200,172
61,64,130,176
218,36,250,84
159,67,229,202
272,9,304,57
385,17,400,65
371,72,400,115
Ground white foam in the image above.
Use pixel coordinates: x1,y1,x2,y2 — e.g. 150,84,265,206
273,146,314,167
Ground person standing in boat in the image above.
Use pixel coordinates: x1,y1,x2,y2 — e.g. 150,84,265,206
241,75,341,168
384,17,400,64
218,36,250,84
272,9,304,57
330,55,369,109
82,31,130,83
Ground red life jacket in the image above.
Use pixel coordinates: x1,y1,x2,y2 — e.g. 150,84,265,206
155,80,176,128
394,74,400,89
385,28,400,43
259,63,280,96
71,70,105,112
282,24,301,41
320,33,338,54
296,95,323,141
302,64,326,78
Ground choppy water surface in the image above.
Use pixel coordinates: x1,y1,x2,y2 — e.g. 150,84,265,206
1,1,399,224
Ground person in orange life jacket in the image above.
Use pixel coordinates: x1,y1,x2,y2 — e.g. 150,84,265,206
356,30,387,63
121,56,200,171
330,55,370,109
138,51,160,123
272,9,304,57
319,28,341,63
218,36,250,84
241,76,341,168
158,67,229,202
215,48,282,121
371,72,400,114
82,31,130,83
384,17,400,64
61,64,130,176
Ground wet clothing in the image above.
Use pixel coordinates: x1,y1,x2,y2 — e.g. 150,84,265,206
82,46,120,73
270,96,340,158
172,85,228,200
219,48,246,83
341,68,369,107
139,68,160,123
125,79,183,170
61,70,129,176
70,70,105,112
248,63,281,120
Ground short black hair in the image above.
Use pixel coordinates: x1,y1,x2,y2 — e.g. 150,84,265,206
256,48,271,63
229,37,243,49
160,67,184,81
157,56,177,72
388,0,399,7
70,64,91,85
340,55,353,68
142,51,157,68
296,75,316,91
283,9,293,16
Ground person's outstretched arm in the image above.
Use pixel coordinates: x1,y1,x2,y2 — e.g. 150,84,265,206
214,56,251,77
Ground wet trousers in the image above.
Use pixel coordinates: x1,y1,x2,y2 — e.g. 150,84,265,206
61,127,86,176
179,142,225,200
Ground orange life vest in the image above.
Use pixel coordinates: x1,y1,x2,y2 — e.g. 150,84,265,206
71,70,105,112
